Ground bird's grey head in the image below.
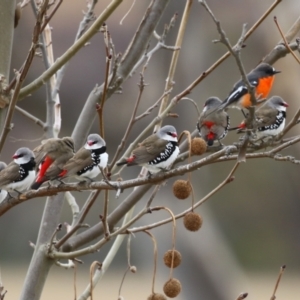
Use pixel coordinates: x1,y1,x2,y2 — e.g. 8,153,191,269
12,147,35,165
85,134,106,150
202,97,222,113
62,136,75,152
156,125,178,142
269,96,288,111
0,161,7,172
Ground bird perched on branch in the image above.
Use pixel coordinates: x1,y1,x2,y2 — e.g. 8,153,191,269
31,137,75,189
0,162,8,202
197,97,230,146
116,125,179,175
218,63,281,111
58,134,108,182
233,96,288,139
0,148,36,194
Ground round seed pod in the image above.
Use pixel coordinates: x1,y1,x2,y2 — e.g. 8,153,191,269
183,212,203,231
147,293,167,300
163,278,182,298
191,137,207,155
163,249,182,268
173,180,192,200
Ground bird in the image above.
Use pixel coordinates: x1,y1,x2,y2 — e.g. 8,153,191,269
58,134,108,182
197,97,230,146
0,162,8,202
116,125,180,175
31,137,75,189
218,63,281,111
0,147,36,194
234,96,288,139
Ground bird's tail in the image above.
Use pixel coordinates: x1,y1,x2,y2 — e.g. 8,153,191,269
31,180,43,190
116,159,128,166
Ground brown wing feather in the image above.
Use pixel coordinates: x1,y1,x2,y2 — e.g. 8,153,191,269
41,152,75,180
131,135,168,165
62,148,93,177
0,162,20,187
255,106,277,127
34,138,74,167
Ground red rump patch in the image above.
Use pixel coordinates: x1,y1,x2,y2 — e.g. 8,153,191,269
203,121,215,129
59,170,67,177
127,156,136,163
36,156,53,182
207,132,215,141
238,122,246,129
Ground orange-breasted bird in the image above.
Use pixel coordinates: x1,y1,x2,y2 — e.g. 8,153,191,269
218,63,281,111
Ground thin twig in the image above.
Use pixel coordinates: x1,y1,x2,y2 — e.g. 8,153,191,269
55,223,90,250
129,162,240,233
155,0,193,131
19,0,123,100
101,189,110,237
144,230,158,295
15,106,45,128
40,0,63,32
270,265,286,300
98,24,112,138
108,73,146,170
274,16,300,64
151,206,176,279
89,261,102,300
0,0,50,152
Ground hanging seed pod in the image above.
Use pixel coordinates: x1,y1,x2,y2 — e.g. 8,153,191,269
163,249,182,268
147,293,167,300
163,278,182,298
183,212,203,232
173,180,192,200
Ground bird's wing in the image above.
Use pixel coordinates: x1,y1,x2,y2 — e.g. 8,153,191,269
62,148,93,176
131,136,168,164
255,107,277,127
0,162,20,187
44,152,75,178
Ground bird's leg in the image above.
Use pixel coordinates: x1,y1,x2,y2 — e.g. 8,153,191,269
241,109,247,118
146,171,153,179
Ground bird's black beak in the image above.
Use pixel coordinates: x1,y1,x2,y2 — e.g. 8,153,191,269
274,70,281,74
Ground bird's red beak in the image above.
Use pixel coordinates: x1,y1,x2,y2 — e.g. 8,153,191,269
171,133,177,138
12,154,19,159
283,102,289,107
87,141,93,146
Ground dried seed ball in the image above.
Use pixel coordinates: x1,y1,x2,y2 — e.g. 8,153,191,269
173,180,192,200
183,212,203,231
147,293,167,300
163,278,182,298
191,137,207,155
163,249,182,268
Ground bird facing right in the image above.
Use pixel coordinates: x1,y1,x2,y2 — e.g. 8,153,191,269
236,96,288,139
116,125,179,175
58,134,108,182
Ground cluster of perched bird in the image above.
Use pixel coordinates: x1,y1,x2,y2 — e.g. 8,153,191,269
197,63,288,146
0,62,288,202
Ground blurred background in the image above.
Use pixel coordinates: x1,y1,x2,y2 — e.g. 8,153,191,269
1,0,300,299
